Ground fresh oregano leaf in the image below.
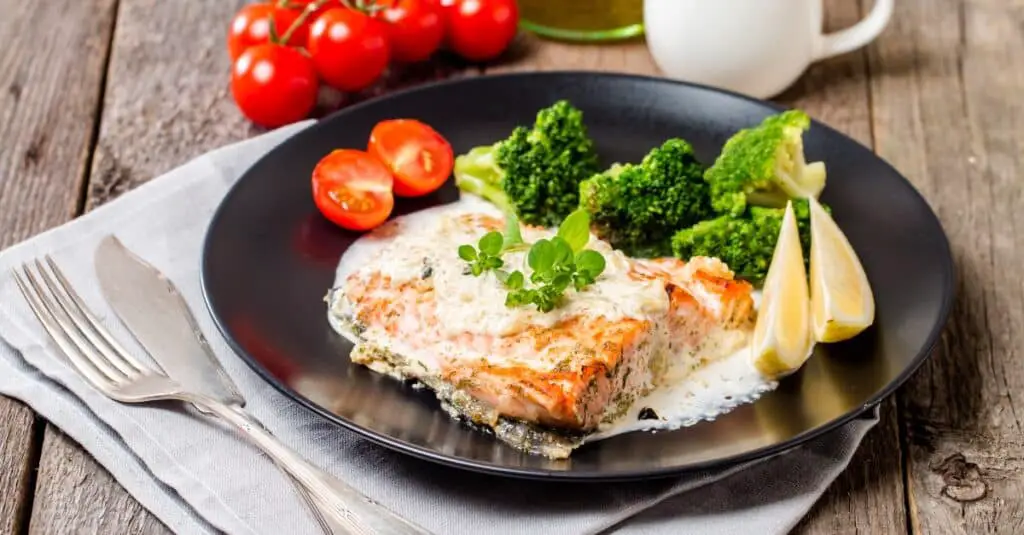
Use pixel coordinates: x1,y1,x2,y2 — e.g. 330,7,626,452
458,245,477,261
575,250,606,278
528,239,554,274
550,237,573,267
478,231,503,256
550,274,572,294
505,270,525,290
557,209,591,253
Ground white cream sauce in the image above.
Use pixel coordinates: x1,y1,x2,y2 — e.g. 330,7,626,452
330,193,777,443
335,195,667,339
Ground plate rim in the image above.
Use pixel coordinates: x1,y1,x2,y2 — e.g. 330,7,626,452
199,70,956,481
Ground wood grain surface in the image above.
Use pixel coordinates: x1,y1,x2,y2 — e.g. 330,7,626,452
29,430,171,535
1,0,1020,533
0,0,118,532
869,0,1024,533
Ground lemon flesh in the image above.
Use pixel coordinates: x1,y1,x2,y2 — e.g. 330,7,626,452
751,202,814,378
808,197,875,343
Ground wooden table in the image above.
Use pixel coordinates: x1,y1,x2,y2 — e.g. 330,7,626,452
1,0,1021,533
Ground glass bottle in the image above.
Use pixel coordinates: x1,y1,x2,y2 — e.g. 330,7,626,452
518,0,645,42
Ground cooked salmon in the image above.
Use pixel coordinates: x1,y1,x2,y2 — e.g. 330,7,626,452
327,204,755,457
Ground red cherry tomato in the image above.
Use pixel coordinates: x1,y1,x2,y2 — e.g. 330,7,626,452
230,44,318,128
375,0,445,63
445,0,518,62
312,149,395,231
368,119,454,197
308,8,390,92
227,3,305,60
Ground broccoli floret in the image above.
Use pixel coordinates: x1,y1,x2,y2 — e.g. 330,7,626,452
704,110,826,217
454,100,600,227
671,199,819,285
579,138,713,257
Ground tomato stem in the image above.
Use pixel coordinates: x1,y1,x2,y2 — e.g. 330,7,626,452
278,0,333,46
341,0,387,15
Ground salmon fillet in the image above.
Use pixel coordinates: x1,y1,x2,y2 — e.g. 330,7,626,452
327,207,755,457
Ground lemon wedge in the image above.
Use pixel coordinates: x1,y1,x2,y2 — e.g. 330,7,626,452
751,201,814,378
808,196,875,342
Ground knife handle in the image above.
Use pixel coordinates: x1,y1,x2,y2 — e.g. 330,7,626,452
191,396,432,535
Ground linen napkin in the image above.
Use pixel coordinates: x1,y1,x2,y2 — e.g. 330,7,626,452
0,122,878,535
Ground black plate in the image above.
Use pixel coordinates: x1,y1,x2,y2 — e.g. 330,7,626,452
201,72,954,481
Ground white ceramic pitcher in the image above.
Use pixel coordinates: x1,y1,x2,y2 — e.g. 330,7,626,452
643,0,894,98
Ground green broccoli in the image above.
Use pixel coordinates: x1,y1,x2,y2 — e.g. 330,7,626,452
579,138,713,257
454,100,600,227
671,199,820,285
704,110,826,217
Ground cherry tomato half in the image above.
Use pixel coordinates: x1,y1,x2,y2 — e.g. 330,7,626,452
368,119,454,197
230,44,318,128
375,0,445,63
227,3,305,60
308,8,390,92
312,149,395,231
445,0,518,62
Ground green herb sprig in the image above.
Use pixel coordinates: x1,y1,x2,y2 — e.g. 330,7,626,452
458,231,504,276
503,235,606,312
458,212,527,276
458,209,607,312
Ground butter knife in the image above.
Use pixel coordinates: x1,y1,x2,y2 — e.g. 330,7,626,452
93,235,431,535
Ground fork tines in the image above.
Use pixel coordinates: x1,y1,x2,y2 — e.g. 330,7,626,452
12,258,149,391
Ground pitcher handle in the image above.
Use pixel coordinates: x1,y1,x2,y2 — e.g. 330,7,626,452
814,0,894,60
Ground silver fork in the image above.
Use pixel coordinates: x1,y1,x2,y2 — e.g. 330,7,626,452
12,258,432,535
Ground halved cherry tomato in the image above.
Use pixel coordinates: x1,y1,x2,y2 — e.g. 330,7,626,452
312,149,395,231
227,3,305,60
368,119,454,197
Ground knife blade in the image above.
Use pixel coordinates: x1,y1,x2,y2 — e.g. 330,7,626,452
93,235,244,406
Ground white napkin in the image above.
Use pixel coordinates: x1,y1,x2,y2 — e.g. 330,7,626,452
0,123,877,535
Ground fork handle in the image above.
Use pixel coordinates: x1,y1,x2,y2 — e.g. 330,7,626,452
190,396,431,535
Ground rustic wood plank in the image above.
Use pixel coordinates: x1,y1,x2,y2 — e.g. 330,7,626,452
29,429,171,535
84,0,255,210
486,32,657,75
0,401,37,535
866,0,1024,533
0,0,118,532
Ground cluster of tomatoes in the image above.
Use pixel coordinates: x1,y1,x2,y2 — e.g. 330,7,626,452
312,118,454,230
228,0,518,128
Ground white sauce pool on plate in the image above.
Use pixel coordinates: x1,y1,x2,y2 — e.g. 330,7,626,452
331,193,777,442
586,343,776,442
